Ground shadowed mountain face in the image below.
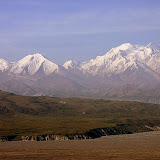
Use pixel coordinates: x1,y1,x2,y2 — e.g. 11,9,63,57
0,43,160,103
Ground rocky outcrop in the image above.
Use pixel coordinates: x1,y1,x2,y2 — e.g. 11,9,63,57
20,125,135,141
21,134,91,141
0,135,18,142
1,124,160,142
145,125,160,131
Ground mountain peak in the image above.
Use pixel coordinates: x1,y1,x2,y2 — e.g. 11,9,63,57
116,43,134,51
147,42,155,46
27,53,46,61
10,53,59,75
78,42,160,76
63,60,81,70
146,42,160,50
32,53,44,57
0,58,8,62
0,59,9,72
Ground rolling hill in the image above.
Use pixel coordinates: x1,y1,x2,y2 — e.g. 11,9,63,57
0,91,160,141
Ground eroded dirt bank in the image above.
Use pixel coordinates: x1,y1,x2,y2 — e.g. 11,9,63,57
1,124,160,142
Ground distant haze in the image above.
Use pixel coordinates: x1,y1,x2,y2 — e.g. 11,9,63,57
0,0,160,64
1,42,160,104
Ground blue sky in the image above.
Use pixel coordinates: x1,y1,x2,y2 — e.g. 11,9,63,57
0,0,160,64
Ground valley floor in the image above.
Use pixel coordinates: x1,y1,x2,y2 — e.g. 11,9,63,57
0,131,160,160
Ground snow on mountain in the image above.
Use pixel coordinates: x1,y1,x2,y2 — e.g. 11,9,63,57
1,42,160,78
1,43,160,102
63,60,81,70
64,43,160,77
0,59,9,72
10,53,59,75
146,42,160,53
80,43,144,75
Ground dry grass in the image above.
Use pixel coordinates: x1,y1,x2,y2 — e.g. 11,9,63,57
1,91,160,137
0,131,160,160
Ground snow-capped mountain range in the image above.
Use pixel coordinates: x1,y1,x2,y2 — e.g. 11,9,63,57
1,42,160,103
64,43,160,78
1,42,160,78
1,53,59,75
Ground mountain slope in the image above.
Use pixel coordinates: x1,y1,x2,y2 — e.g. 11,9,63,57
1,43,160,103
1,90,160,139
10,53,59,75
64,43,160,83
104,83,160,104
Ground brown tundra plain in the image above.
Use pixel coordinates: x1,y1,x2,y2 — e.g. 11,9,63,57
0,131,160,160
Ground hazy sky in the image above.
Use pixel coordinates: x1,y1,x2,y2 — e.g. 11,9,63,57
0,0,160,64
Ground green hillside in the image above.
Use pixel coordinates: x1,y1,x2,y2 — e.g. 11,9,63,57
0,90,160,139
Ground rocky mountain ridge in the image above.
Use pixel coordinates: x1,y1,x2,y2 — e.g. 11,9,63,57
1,42,160,103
